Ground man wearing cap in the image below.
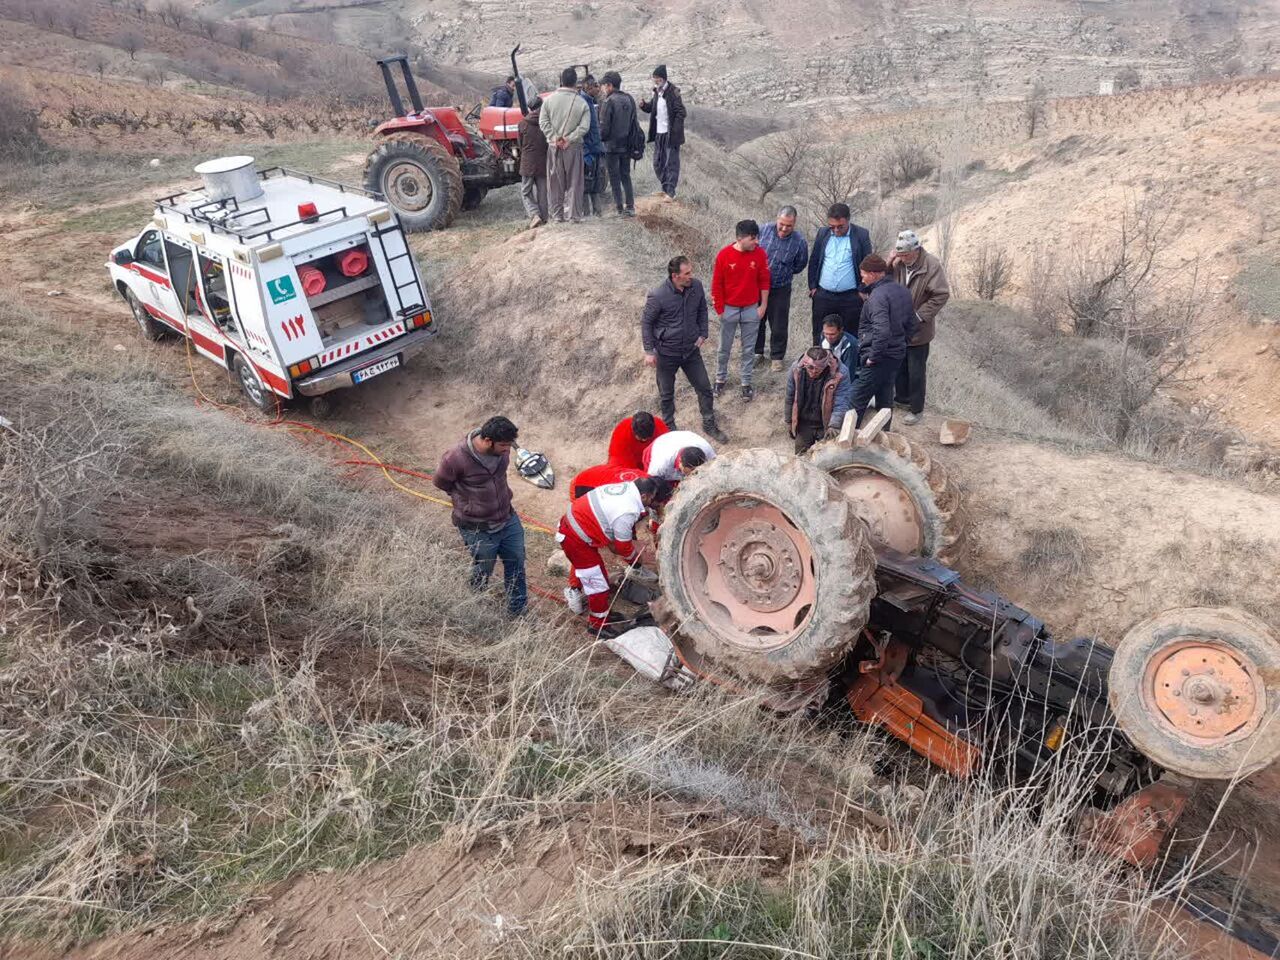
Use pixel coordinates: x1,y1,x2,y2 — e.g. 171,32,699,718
888,230,950,425
850,254,915,430
808,203,873,346
638,65,686,198
785,346,853,454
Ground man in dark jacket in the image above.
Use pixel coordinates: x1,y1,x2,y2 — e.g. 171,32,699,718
489,76,516,108
433,416,527,615
641,256,727,442
819,314,858,372
580,76,606,217
784,347,853,453
807,203,872,345
850,255,914,430
517,101,548,228
599,71,637,216
638,64,686,198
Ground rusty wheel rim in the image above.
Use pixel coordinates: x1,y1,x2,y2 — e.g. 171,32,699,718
1143,639,1265,746
679,497,816,651
385,160,434,212
829,467,925,555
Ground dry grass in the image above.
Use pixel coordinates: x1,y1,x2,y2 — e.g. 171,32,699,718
1017,527,1092,580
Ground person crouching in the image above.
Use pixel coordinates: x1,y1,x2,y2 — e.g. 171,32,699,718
559,477,671,637
785,347,852,453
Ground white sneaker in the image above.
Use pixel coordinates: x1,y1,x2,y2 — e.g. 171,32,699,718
563,587,586,614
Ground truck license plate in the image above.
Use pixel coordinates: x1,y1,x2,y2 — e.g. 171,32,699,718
352,355,400,384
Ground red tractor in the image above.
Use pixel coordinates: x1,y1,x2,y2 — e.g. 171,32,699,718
363,48,535,232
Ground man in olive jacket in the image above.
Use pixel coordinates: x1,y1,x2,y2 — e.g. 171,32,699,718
888,230,950,424
638,64,686,198
539,67,591,222
641,256,726,442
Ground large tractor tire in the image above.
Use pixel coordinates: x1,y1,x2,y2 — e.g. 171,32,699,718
1109,607,1280,780
363,133,464,232
806,432,967,566
652,449,876,686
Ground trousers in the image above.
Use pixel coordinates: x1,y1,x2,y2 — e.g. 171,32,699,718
851,358,901,430
605,152,635,211
519,174,547,222
558,521,613,628
754,285,793,360
546,141,585,222
458,513,527,614
716,304,761,387
653,133,681,197
655,349,715,427
811,288,863,344
895,343,930,415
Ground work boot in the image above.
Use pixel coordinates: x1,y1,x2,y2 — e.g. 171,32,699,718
770,360,784,373
587,619,629,640
753,352,765,363
741,385,754,403
563,587,586,614
903,413,922,426
703,419,728,444
714,381,726,398
529,215,543,230
623,207,636,218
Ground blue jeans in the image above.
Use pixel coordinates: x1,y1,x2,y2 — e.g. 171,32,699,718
459,514,527,614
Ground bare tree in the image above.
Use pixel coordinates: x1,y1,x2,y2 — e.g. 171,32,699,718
733,132,809,204
90,54,109,80
969,246,1012,300
118,30,143,61
877,135,936,190
1024,79,1048,138
803,143,863,218
1061,189,1211,442
159,1,185,29
194,16,219,41
233,24,255,52
62,8,89,39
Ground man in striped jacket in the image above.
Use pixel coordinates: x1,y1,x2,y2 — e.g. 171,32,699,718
559,477,670,636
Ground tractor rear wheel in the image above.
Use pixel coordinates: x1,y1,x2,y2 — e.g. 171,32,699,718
1109,607,1280,780
806,432,967,566
652,449,876,686
363,133,464,232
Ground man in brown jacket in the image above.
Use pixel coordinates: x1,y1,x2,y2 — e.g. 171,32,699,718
783,347,853,453
433,416,527,615
517,100,548,228
888,230,950,425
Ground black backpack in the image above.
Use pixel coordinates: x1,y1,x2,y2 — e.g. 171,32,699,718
626,94,646,161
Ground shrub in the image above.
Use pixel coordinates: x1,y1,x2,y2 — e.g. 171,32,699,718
0,88,43,161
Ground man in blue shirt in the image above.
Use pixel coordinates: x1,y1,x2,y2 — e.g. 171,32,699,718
754,205,809,372
806,202,872,346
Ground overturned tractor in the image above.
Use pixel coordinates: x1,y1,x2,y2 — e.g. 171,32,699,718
646,414,1280,866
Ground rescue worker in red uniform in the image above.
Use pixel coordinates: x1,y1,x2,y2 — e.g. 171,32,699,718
558,477,671,637
570,463,647,500
606,411,668,469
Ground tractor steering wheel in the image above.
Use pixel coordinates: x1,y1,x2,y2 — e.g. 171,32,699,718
464,102,483,122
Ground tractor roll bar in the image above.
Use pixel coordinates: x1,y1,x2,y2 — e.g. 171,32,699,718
377,55,424,116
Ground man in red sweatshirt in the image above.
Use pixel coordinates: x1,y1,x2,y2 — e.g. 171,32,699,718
711,219,771,403
605,411,668,469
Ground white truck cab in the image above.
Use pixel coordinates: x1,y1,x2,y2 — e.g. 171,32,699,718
107,156,438,413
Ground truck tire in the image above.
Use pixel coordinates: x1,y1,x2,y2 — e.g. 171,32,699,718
233,355,277,414
1109,607,1280,780
652,449,876,686
126,289,165,341
806,432,967,566
363,133,464,232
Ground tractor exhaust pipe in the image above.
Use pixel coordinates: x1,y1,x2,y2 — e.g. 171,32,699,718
511,44,529,115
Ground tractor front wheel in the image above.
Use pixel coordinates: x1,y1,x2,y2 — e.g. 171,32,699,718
363,133,464,232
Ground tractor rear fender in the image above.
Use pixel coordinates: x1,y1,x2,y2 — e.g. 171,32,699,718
374,111,477,157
